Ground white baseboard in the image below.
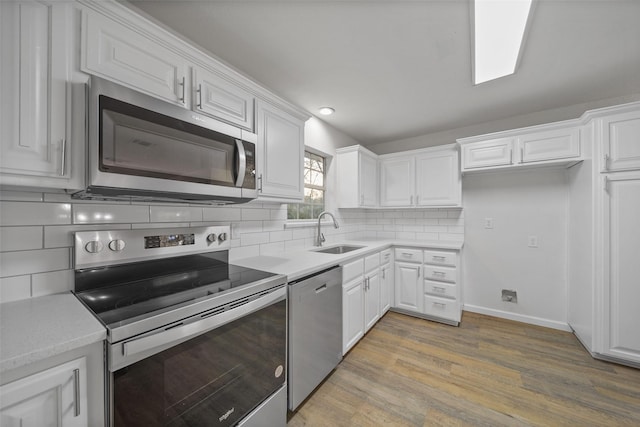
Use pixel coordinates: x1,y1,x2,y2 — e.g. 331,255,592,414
463,305,572,332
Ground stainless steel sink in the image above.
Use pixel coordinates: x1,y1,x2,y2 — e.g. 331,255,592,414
312,245,364,254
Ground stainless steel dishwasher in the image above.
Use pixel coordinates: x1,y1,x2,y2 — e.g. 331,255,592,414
288,265,343,411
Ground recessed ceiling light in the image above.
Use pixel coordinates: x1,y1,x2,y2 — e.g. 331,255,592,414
318,107,335,116
472,0,534,84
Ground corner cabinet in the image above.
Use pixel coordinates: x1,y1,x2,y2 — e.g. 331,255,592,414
255,101,305,201
0,358,88,427
336,145,378,208
0,1,83,190
379,144,461,208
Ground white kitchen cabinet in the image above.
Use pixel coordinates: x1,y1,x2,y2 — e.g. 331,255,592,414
342,276,364,355
380,144,461,208
394,261,422,313
461,137,514,170
363,253,380,332
599,109,640,173
379,249,393,314
192,66,255,131
336,145,378,208
415,146,461,207
255,100,305,201
82,10,189,106
0,1,83,190
379,156,414,207
600,172,640,364
518,127,580,163
0,357,88,427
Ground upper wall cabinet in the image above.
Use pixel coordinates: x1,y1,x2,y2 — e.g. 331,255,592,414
459,123,582,173
256,100,305,201
192,66,255,131
598,109,640,173
0,1,83,190
380,144,461,208
82,11,189,107
336,145,378,208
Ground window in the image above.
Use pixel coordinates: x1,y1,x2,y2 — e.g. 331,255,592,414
288,151,325,220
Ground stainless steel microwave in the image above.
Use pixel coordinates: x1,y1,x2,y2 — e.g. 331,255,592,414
72,77,257,204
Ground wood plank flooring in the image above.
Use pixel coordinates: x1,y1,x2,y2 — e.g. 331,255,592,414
287,311,640,426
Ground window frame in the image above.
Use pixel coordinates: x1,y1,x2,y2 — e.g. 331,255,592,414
287,150,327,221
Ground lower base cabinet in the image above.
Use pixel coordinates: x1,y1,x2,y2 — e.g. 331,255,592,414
0,358,88,427
343,276,365,354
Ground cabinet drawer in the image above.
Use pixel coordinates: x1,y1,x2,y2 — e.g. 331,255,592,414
380,249,392,264
395,248,422,263
423,249,456,267
462,138,514,169
342,258,364,284
364,253,380,273
424,279,457,299
518,127,580,163
423,295,459,321
423,265,457,283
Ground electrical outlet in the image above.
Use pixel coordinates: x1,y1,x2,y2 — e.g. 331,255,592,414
502,289,518,303
528,235,538,248
484,218,494,229
231,223,239,239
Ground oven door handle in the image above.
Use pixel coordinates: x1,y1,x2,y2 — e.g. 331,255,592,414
235,139,247,187
122,286,286,359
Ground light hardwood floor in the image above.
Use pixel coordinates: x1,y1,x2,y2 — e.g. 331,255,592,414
287,311,640,426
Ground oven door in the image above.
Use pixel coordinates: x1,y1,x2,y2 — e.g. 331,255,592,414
108,287,286,427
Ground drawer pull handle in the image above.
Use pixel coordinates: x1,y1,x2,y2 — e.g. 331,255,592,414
315,284,327,293
433,271,446,277
432,256,446,261
433,286,446,293
402,253,413,257
73,368,80,417
433,302,446,308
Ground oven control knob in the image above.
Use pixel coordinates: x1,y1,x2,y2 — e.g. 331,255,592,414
85,240,104,254
206,233,217,243
108,239,126,252
218,232,228,242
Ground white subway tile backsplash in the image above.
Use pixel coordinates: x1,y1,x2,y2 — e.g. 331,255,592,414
202,207,242,221
416,232,439,240
238,221,263,234
425,225,448,233
149,206,203,223
269,230,292,242
396,232,417,240
240,232,270,246
241,208,271,221
229,244,260,261
32,269,73,297
132,222,191,229
260,241,285,254
1,202,71,225
0,248,70,278
73,204,149,224
263,221,286,232
43,224,131,248
0,227,43,252
284,239,306,251
0,275,31,303
0,190,43,202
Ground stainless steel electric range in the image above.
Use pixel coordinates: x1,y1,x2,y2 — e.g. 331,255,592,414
73,226,287,427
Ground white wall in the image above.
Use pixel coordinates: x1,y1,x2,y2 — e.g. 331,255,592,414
462,169,569,330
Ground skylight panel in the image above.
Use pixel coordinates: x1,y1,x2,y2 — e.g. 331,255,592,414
473,0,534,84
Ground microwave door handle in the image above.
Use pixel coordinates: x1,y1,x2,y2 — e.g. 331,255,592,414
235,139,246,187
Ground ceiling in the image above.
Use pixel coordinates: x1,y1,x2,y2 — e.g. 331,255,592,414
129,0,640,146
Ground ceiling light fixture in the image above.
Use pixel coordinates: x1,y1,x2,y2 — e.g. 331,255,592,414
318,107,335,116
472,0,534,84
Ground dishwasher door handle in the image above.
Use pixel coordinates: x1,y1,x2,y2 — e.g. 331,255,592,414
315,284,327,293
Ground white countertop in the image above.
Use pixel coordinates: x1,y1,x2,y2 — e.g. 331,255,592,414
0,293,106,374
233,239,463,281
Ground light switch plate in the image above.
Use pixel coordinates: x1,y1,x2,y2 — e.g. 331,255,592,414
528,235,538,247
484,218,494,229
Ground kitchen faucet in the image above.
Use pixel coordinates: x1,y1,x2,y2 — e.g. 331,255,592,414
316,211,339,246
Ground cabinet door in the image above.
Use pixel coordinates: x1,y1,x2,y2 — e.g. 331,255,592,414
359,152,378,207
342,278,364,355
415,149,461,207
380,263,392,314
380,156,414,206
364,272,380,332
192,66,254,131
0,1,71,187
461,138,514,170
82,11,188,106
518,127,580,163
601,173,640,363
256,101,304,200
601,110,640,172
394,262,422,313
0,357,87,427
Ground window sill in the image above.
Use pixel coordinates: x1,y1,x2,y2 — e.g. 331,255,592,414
285,219,332,229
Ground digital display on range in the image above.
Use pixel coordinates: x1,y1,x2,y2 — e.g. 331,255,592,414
144,233,195,249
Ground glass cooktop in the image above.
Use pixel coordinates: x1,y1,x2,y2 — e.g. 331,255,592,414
74,252,277,327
